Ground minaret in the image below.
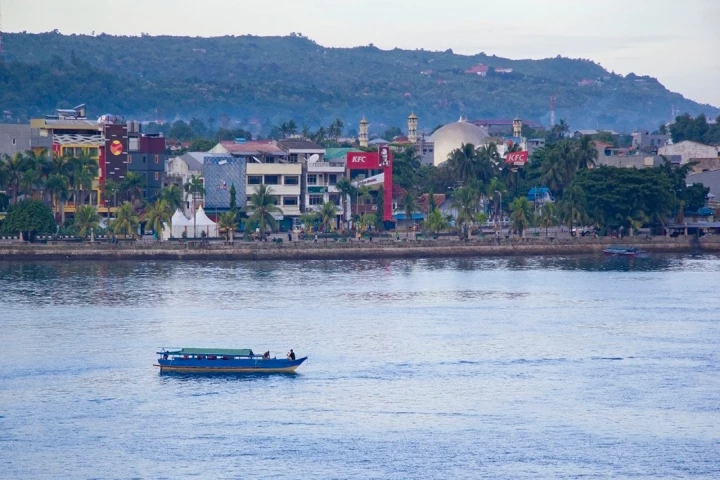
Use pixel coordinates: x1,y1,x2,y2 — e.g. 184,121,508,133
359,116,369,148
512,115,523,138
407,113,418,143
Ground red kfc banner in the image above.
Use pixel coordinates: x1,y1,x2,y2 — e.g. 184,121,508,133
505,151,529,165
346,147,393,222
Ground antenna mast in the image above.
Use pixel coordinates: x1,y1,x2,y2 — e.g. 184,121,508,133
0,1,5,61
550,95,556,127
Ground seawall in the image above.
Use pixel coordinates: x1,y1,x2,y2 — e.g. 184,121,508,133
0,237,718,261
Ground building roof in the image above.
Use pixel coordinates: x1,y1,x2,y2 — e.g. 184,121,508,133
220,140,285,156
277,138,324,152
368,138,389,145
30,118,101,130
181,152,212,170
429,120,490,166
325,147,360,161
417,193,447,213
472,119,541,128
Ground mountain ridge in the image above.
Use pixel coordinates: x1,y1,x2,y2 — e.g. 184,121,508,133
1,32,717,133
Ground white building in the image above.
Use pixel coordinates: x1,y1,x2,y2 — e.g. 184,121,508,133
659,140,720,164
429,118,491,166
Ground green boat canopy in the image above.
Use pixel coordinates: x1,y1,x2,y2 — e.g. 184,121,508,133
163,348,255,356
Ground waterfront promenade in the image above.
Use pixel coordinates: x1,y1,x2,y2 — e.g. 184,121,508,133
0,236,717,261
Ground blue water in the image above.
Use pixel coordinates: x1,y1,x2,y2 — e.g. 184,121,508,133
1,255,719,479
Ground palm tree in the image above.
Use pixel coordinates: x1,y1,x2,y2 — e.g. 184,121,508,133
73,205,100,239
574,135,598,170
486,178,506,222
425,208,449,237
100,179,119,219
318,201,338,241
3,153,25,204
159,185,183,212
557,184,588,232
335,176,355,232
287,120,298,137
111,202,139,239
509,196,533,238
142,199,171,240
329,118,344,142
539,203,557,237
359,213,377,233
448,143,478,184
452,186,478,239
312,126,327,146
122,172,145,205
218,211,238,242
402,192,418,234
45,173,69,226
475,143,499,184
299,212,317,233
246,184,281,236
357,185,372,211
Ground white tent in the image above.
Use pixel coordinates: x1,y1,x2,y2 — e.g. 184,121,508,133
193,207,218,238
163,209,194,240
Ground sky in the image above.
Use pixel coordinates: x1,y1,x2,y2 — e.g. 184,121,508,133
4,0,719,107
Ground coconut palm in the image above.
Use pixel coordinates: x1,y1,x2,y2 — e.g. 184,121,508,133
452,186,478,239
448,143,478,184
100,179,119,218
218,211,238,242
73,205,100,239
122,172,145,205
246,184,281,236
486,178,506,222
318,201,338,241
159,185,184,212
142,199,171,240
402,192,418,234
574,135,598,170
111,202,139,239
509,196,533,238
2,152,25,204
299,212,317,233
425,208,449,237
45,173,69,226
539,202,557,237
335,176,355,232
357,185,372,209
358,213,377,233
557,184,588,231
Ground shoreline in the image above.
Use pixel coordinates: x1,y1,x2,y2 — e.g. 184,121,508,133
0,237,717,261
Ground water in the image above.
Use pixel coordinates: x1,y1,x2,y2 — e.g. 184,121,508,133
1,255,719,479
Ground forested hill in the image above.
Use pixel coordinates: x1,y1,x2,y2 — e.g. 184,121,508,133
1,32,718,133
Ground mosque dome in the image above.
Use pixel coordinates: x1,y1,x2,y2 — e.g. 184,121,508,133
429,119,490,166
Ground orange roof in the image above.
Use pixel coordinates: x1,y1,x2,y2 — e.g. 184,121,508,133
220,140,285,155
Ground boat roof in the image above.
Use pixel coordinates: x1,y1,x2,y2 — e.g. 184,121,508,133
162,348,254,356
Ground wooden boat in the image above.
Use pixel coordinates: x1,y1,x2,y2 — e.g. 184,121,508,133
154,348,307,373
602,245,646,257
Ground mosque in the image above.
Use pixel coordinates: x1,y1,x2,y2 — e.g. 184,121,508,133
358,114,527,167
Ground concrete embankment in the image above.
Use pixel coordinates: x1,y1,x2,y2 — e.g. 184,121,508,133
0,236,718,261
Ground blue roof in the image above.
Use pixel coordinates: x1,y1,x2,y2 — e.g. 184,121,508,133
393,212,425,221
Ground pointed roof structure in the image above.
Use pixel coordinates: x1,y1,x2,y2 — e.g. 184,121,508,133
171,209,192,226
194,207,216,226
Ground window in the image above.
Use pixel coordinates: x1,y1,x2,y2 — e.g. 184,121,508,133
330,194,341,206
289,154,298,163
128,156,133,164
307,174,317,185
329,174,337,185
309,195,323,206
264,175,279,185
142,156,146,164
282,197,298,206
154,155,160,164
12,138,16,145
248,175,262,185
246,196,253,203
284,176,299,185
154,172,159,181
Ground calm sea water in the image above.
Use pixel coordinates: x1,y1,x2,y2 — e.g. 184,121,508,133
1,255,719,479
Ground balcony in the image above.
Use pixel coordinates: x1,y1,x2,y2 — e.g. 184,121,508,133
307,161,346,173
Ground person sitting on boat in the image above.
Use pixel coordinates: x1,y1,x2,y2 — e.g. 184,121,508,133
263,351,270,360
287,349,296,361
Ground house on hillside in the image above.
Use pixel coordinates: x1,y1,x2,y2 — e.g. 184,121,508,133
465,64,489,77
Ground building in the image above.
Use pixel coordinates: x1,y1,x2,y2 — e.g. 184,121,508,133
165,152,208,188
465,64,489,76
573,129,619,138
210,139,302,230
632,131,670,149
127,128,166,201
203,155,246,215
659,141,720,164
429,118,490,166
277,138,329,217
687,170,720,200
0,124,52,157
594,141,680,168
472,119,540,136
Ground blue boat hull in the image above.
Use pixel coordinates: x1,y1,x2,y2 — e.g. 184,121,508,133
155,356,307,373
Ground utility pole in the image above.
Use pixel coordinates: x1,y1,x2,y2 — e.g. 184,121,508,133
0,1,5,63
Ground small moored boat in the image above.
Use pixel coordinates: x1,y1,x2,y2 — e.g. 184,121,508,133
154,348,307,373
603,245,646,257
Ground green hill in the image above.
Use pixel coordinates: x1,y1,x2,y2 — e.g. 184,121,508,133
1,32,717,133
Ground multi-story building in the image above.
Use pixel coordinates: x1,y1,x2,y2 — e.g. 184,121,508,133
659,140,720,165
632,131,670,150
277,139,330,216
0,124,52,157
127,126,166,201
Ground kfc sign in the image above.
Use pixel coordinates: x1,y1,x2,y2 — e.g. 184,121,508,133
350,155,368,164
505,151,529,165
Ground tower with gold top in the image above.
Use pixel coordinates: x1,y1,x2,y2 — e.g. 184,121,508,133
359,116,369,148
407,113,418,144
512,115,523,138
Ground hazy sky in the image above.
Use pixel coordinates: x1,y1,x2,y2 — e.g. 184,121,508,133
4,0,719,107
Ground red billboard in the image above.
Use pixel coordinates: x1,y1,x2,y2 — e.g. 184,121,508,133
505,151,528,165
347,147,393,222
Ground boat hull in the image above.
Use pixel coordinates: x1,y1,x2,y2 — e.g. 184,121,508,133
154,356,307,374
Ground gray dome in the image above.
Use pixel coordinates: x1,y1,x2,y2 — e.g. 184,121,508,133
429,120,490,166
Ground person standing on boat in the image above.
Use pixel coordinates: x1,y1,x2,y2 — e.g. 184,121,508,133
287,349,296,361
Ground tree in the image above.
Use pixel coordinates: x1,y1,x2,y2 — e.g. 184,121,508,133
73,205,100,239
358,213,377,232
318,201,338,241
448,143,478,184
142,199,171,239
229,183,238,213
189,138,216,152
392,146,421,190
1,199,55,241
381,126,402,141
246,184,281,236
574,135,598,170
218,211,238,242
539,203,557,237
45,173,69,226
158,184,183,212
299,212,317,233
2,153,25,204
122,172,145,204
509,196,532,237
168,120,194,141
451,186,478,239
402,192,417,233
335,176,354,232
111,202,139,239
425,208,449,237
557,184,588,231
100,179,119,218
184,174,205,236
